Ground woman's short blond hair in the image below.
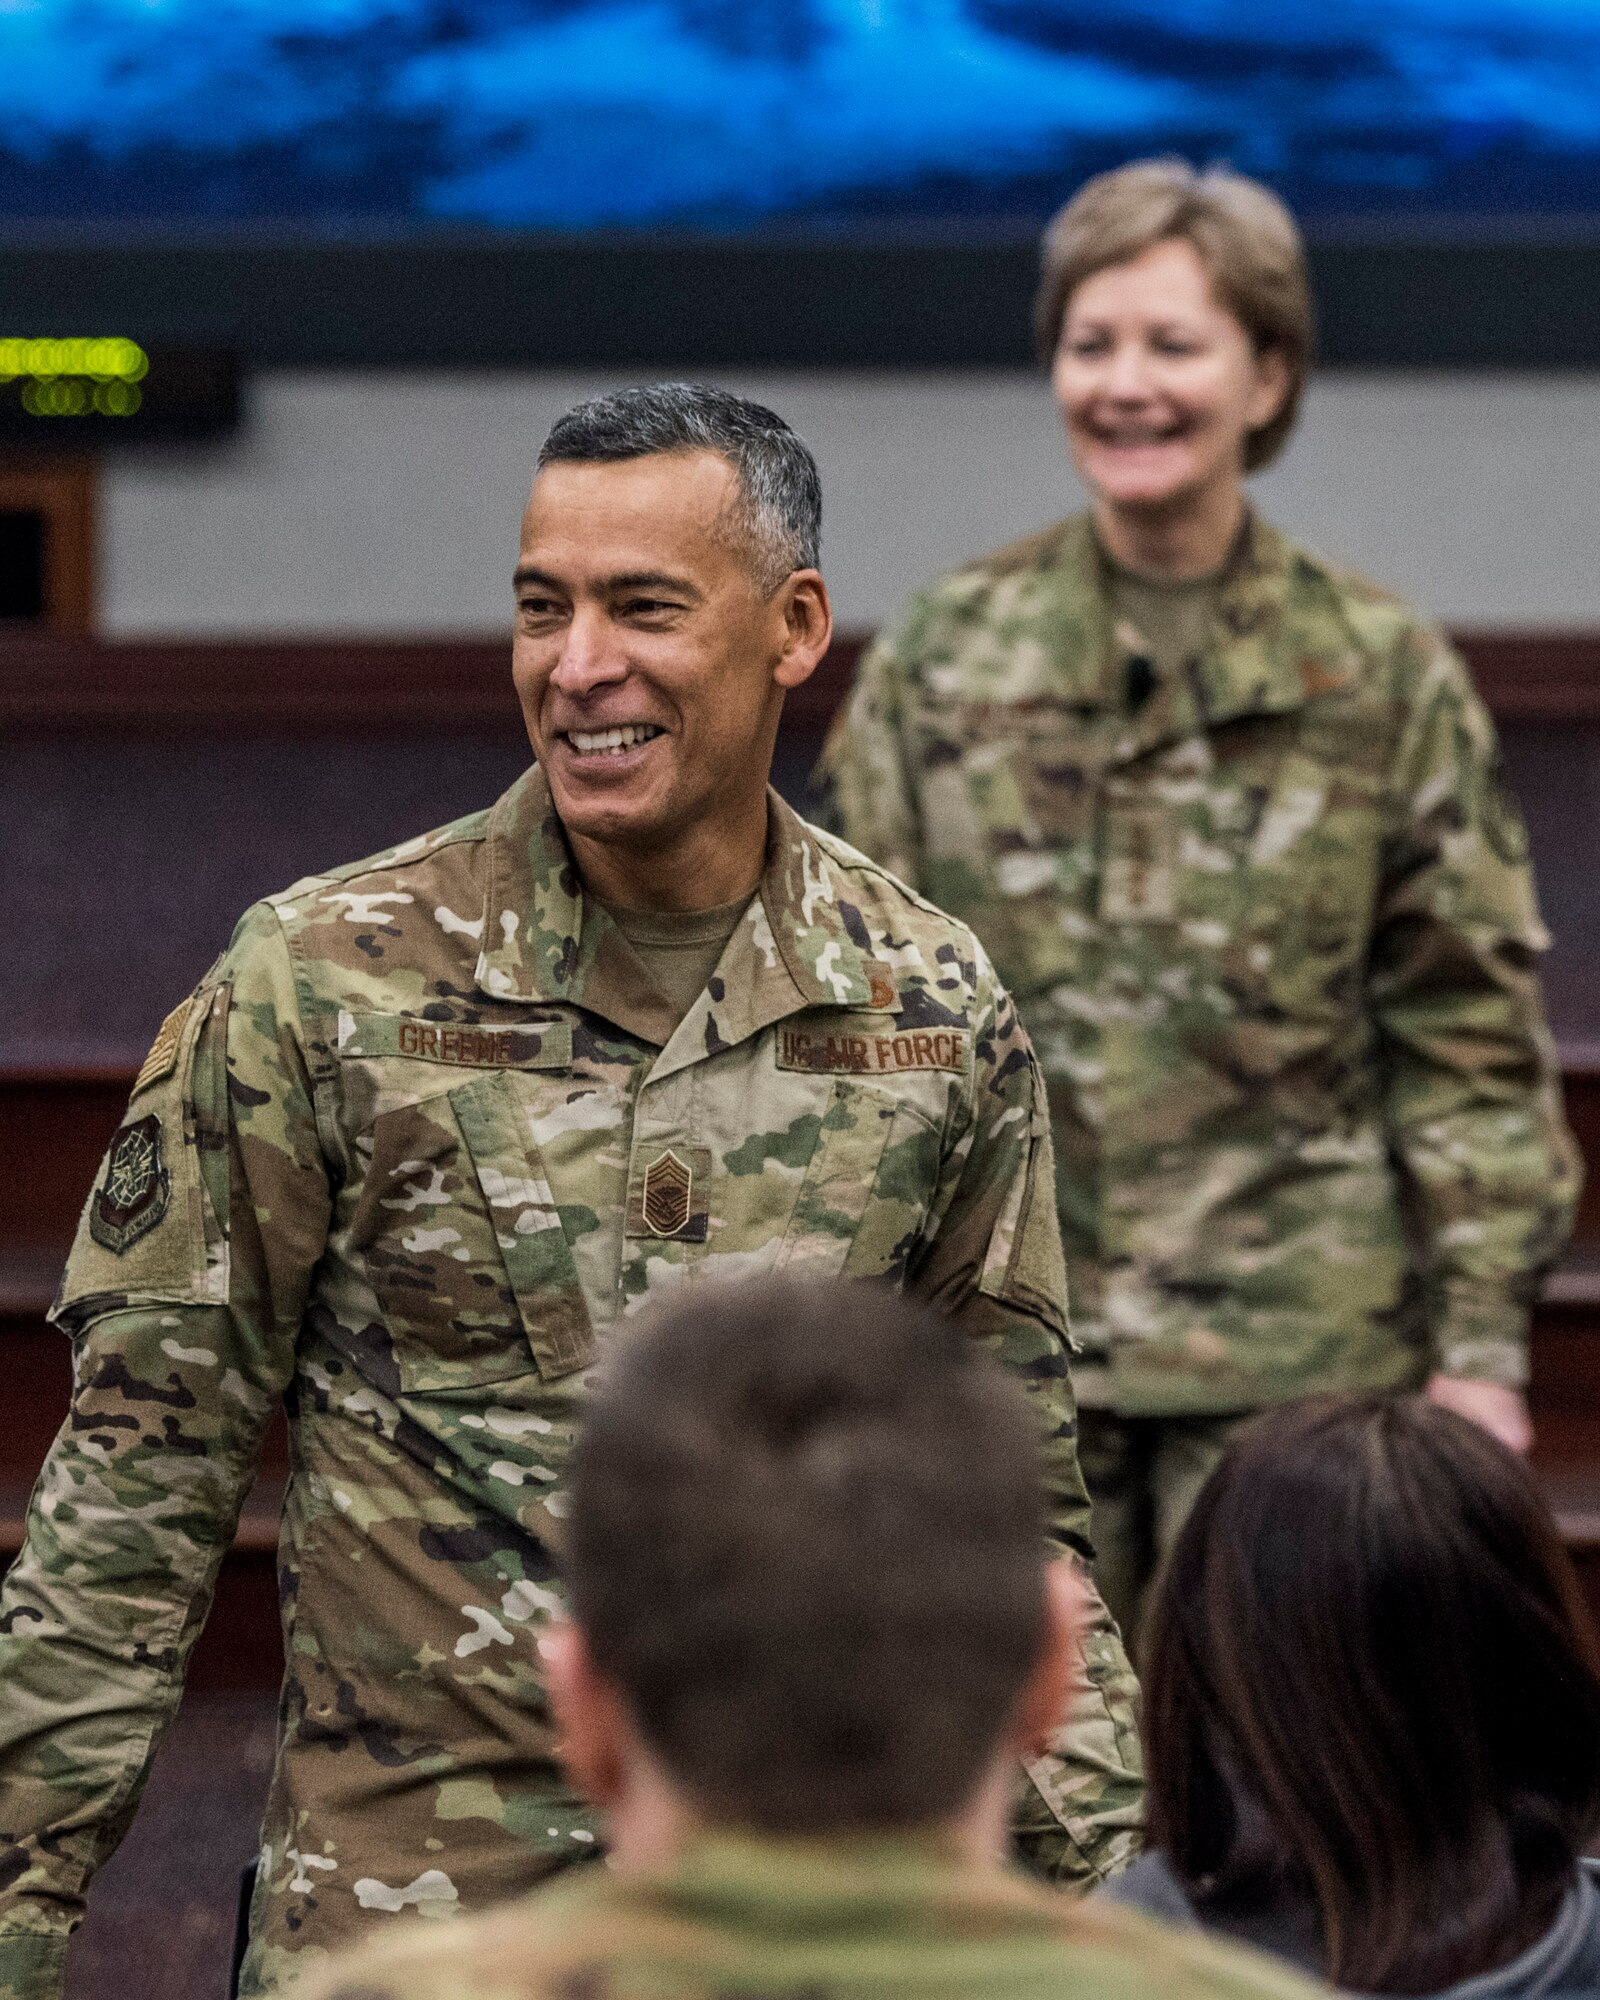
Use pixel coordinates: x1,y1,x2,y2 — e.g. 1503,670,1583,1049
1034,158,1314,472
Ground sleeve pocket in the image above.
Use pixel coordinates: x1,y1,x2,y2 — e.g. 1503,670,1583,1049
51,985,230,1332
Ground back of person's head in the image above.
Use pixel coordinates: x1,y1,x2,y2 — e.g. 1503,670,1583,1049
1144,1394,1600,1993
564,1276,1048,1833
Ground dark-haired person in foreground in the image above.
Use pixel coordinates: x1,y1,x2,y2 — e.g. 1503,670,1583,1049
295,1280,1314,2000
1102,1395,1600,1996
0,383,1140,2000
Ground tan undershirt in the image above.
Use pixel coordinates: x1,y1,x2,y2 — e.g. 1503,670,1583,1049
1106,558,1226,689
597,893,753,1029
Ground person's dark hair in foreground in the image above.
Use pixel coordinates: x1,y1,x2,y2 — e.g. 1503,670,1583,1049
1122,1394,1600,1996
297,1280,1321,2000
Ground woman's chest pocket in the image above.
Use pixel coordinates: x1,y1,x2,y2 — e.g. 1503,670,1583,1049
347,1072,603,1392
919,697,1105,994
1182,721,1385,1022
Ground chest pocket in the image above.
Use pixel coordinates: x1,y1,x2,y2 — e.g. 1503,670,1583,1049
349,1075,596,1392
922,699,1102,997
773,1079,942,1285
1232,742,1382,1026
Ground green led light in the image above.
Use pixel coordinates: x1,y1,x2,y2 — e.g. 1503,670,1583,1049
93,380,142,417
22,379,91,416
0,337,149,384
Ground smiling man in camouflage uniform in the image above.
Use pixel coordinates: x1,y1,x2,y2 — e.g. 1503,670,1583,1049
0,384,1140,2000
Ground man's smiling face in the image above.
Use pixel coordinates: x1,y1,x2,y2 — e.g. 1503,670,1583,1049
513,449,794,870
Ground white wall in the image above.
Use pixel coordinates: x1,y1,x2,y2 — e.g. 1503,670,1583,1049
102,368,1600,636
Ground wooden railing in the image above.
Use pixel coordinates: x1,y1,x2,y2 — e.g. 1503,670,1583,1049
6,624,1600,1665
4,629,1600,734
5,1056,1600,1680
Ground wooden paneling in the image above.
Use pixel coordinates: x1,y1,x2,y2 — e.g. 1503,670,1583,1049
1568,1065,1600,1249
4,628,1593,732
62,1689,277,1998
3,1068,128,1253
0,460,96,634
184,1552,282,1691
18,1055,1596,1255
3,625,1598,1680
0,1323,75,1487
0,633,863,735
0,1067,288,1687
6,1055,1600,1684
1454,633,1600,720
0,636,517,732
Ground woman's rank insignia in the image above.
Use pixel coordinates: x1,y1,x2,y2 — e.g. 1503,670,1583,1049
89,1114,172,1254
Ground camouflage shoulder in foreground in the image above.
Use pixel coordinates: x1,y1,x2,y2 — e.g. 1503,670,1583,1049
820,510,1578,1416
292,1833,1318,2000
0,767,1139,2000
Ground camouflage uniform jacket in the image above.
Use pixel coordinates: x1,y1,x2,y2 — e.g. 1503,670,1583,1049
821,513,1579,1415
294,1830,1323,2000
0,767,1141,1999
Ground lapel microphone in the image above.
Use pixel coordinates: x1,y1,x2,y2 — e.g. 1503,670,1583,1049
1125,654,1158,712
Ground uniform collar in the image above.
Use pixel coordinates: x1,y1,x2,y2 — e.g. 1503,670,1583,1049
640,1828,1035,1923
475,766,889,1058
1186,512,1361,724
1038,511,1361,758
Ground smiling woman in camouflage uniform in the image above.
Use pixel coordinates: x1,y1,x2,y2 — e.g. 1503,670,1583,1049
821,161,1580,1638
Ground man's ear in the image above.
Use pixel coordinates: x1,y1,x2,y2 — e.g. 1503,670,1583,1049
772,569,833,691
541,1621,629,1810
1010,1561,1090,1757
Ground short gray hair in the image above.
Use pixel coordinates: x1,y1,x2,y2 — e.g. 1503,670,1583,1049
537,382,822,593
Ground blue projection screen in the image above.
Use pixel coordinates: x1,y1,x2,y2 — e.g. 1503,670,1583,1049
3,0,1600,236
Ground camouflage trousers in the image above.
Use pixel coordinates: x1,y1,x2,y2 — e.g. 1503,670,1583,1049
1076,1410,1253,1651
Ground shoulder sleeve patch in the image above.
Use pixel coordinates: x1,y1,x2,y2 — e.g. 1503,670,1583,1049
89,1114,171,1253
52,983,231,1327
